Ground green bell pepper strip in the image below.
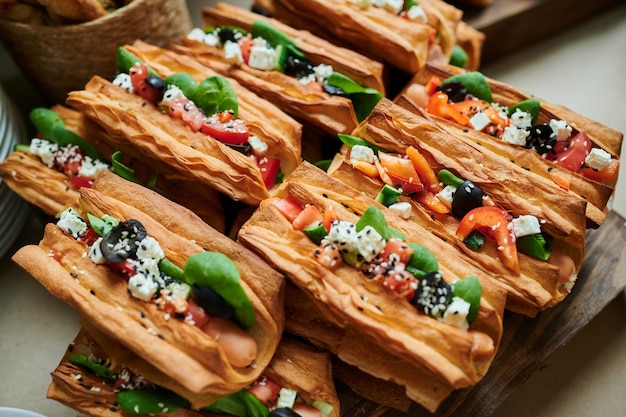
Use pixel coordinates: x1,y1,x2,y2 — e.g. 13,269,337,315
337,133,388,153
29,108,106,162
67,354,117,380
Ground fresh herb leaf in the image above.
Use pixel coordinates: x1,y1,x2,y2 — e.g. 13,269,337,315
463,230,485,250
194,75,239,117
337,133,388,153
164,72,199,101
251,20,306,60
449,45,469,68
517,232,552,261
437,169,464,187
67,354,117,380
117,387,190,414
451,275,482,323
202,390,268,417
326,72,383,122
508,98,541,125
442,71,492,102
116,47,159,77
356,205,405,241
406,243,438,278
159,258,184,282
111,151,139,184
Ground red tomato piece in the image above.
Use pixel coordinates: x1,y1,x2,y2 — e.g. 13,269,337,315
70,175,94,189
187,298,210,328
378,237,414,264
78,227,99,246
382,269,418,301
554,131,592,172
272,195,303,222
129,64,162,104
456,206,519,273
292,204,324,231
313,243,342,270
255,155,280,190
580,158,619,182
169,98,204,132
414,190,451,214
451,99,490,118
246,377,282,408
108,258,137,279
323,204,338,232
424,75,442,96
238,36,254,64
201,111,249,145
54,145,84,176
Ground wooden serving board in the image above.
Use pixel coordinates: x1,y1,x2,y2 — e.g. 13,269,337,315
334,210,626,416
458,0,623,64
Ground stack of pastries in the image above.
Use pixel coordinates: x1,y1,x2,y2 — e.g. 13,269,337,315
0,0,622,416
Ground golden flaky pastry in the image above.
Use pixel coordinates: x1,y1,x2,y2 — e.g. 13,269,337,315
49,324,340,417
13,171,285,407
238,161,505,412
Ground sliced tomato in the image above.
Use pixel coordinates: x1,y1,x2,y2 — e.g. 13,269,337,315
108,258,137,279
201,111,249,145
169,98,204,132
383,269,418,301
292,204,324,231
378,152,424,194
456,206,519,273
414,190,451,214
78,227,100,246
70,175,94,189
54,145,84,176
129,63,149,86
554,131,592,172
246,377,282,408
129,64,162,104
378,237,414,264
427,92,470,126
313,243,342,270
405,146,442,192
237,36,254,64
187,298,210,328
580,158,619,182
254,155,280,189
272,195,303,222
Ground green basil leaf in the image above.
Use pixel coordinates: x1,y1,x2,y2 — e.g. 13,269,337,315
508,98,541,125
517,232,552,261
111,151,140,184
313,159,332,172
449,45,469,68
442,71,492,102
463,230,485,251
403,0,418,11
356,205,405,241
164,72,199,101
337,133,388,153
183,252,255,329
327,72,383,122
116,47,159,77
67,354,117,380
241,390,270,417
451,275,482,323
406,243,438,278
251,20,306,60
201,390,250,417
117,387,190,414
194,75,239,117
30,107,64,139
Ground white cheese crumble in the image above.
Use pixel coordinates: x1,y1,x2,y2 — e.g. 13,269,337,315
501,126,530,146
549,119,572,141
313,64,333,83
248,43,276,70
112,73,134,93
388,201,412,219
509,109,533,129
585,147,612,170
350,144,377,164
187,27,208,42
469,111,491,132
136,236,164,261
88,237,107,264
322,220,357,253
442,297,470,331
29,138,58,167
372,0,386,7
383,0,403,14
354,225,386,262
436,185,456,208
511,215,542,238
128,272,159,301
223,40,243,65
407,5,428,23
57,208,88,239
160,85,186,106
78,156,110,179
248,135,268,156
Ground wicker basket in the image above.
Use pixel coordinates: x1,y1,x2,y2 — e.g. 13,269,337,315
0,0,193,104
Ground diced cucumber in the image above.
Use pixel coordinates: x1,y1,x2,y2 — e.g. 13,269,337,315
312,399,335,416
304,221,328,245
463,230,485,251
272,44,289,72
276,388,298,409
166,281,192,300
375,184,402,207
437,169,464,187
14,143,30,152
341,249,366,269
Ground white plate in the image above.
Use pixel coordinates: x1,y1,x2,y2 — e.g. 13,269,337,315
0,408,47,417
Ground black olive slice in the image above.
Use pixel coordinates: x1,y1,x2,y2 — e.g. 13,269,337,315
225,141,251,155
322,83,346,97
191,285,235,321
145,76,166,92
414,271,451,317
217,27,239,44
268,408,302,417
526,124,557,155
100,219,147,263
451,180,484,218
283,56,313,78
436,81,468,103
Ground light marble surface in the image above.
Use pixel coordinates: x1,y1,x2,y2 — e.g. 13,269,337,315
0,1,625,416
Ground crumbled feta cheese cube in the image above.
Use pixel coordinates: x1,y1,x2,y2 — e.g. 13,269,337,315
313,64,333,83
510,109,533,129
388,202,412,219
29,138,58,168
384,0,404,14
88,237,107,264
298,73,316,85
187,28,207,42
436,185,457,208
252,36,269,48
128,273,159,301
469,111,491,132
407,5,428,23
78,156,110,179
442,297,470,331
549,119,572,141
322,220,357,253
161,85,186,106
585,147,612,170
112,72,134,94
511,215,541,238
501,126,530,146
248,44,276,70
354,225,386,262
57,208,88,239
350,144,377,164
136,236,164,261
203,31,221,46
372,0,386,7
223,40,243,65
248,135,268,156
